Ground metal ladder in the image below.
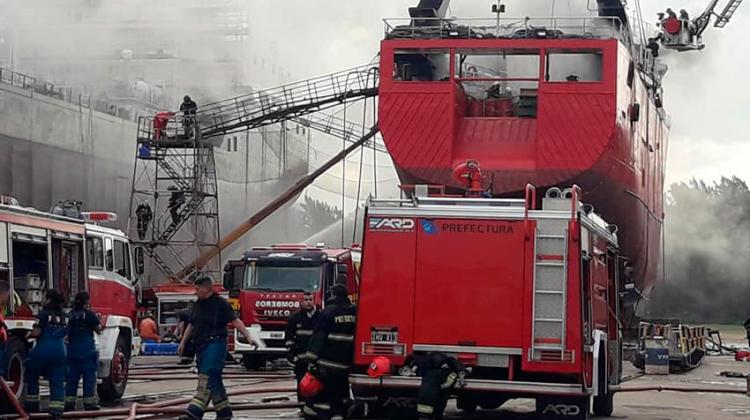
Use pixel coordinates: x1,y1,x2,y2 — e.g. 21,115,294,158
196,64,379,138
715,0,744,27
530,218,570,361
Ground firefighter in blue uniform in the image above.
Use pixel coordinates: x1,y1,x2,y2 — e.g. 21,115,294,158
24,289,68,419
65,291,102,411
304,283,357,420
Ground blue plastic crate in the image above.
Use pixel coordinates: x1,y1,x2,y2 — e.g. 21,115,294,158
141,342,179,356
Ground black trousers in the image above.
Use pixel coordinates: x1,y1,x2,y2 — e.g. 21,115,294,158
305,366,350,418
417,369,450,420
294,362,307,402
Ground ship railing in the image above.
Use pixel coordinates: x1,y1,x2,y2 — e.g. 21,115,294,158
0,66,36,89
137,114,204,146
383,16,625,42
0,66,153,122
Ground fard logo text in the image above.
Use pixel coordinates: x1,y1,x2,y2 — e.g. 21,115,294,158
369,218,415,231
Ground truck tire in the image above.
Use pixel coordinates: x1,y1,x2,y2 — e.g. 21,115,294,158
4,337,27,400
242,354,265,370
98,334,130,402
593,351,614,417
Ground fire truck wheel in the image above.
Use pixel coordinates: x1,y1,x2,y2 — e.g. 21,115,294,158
4,337,27,400
98,334,130,402
592,352,614,416
242,354,265,370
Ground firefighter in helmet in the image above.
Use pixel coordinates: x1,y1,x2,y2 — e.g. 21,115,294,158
285,292,320,393
303,283,356,419
167,185,185,224
180,95,198,138
413,353,468,420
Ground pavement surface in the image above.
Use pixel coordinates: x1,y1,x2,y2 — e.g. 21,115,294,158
112,351,750,420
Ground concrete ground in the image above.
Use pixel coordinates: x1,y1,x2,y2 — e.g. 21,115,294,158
116,351,749,420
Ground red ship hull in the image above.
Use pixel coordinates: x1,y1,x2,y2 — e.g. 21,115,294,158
379,37,668,292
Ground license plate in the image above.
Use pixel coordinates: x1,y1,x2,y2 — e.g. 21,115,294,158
270,332,284,339
371,329,398,343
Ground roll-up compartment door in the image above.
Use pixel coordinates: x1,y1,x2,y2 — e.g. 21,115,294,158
51,230,84,242
10,224,47,244
0,222,8,265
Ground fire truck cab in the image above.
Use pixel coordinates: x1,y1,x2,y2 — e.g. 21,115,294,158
0,202,142,401
223,244,358,370
351,186,622,420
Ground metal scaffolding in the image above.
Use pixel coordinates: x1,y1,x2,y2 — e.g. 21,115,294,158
128,116,221,282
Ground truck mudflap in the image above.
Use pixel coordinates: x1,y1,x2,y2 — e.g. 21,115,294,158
349,374,589,397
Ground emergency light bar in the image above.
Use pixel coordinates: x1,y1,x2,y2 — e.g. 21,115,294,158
82,212,118,223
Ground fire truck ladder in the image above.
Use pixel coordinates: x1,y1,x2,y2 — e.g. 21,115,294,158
531,218,571,362
714,0,744,27
130,64,380,282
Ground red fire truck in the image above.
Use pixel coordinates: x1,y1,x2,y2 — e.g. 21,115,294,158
0,202,142,401
350,187,622,419
222,244,358,370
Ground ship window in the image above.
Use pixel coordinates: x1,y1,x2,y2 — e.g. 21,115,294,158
393,49,451,82
456,49,540,118
86,236,104,270
545,49,604,82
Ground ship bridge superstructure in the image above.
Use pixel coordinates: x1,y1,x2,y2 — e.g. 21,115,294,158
377,13,669,294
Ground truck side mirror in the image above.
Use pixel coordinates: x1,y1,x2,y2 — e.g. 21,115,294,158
336,263,348,285
134,247,145,276
223,262,234,290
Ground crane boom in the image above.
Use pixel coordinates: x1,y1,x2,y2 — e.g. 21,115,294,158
176,125,380,279
715,0,744,27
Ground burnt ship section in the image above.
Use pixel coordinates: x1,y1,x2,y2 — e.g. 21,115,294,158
378,15,668,294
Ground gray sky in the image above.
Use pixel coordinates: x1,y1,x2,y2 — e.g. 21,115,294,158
248,0,750,186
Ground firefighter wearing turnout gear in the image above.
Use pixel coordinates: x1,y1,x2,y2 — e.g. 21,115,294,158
178,276,259,420
303,284,356,419
25,290,69,419
285,293,320,387
414,353,468,420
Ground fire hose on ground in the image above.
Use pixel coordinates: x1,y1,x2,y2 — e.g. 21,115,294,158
127,373,291,380
610,384,748,395
1,377,28,419
12,385,298,419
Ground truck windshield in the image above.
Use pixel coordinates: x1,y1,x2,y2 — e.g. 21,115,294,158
243,264,322,292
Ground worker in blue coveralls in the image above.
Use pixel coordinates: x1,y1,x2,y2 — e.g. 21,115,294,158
24,289,68,419
65,291,102,411
177,276,260,420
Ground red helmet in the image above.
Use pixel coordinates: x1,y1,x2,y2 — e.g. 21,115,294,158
299,372,324,400
367,356,393,378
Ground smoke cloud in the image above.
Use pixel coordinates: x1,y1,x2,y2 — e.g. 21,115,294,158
645,177,750,323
